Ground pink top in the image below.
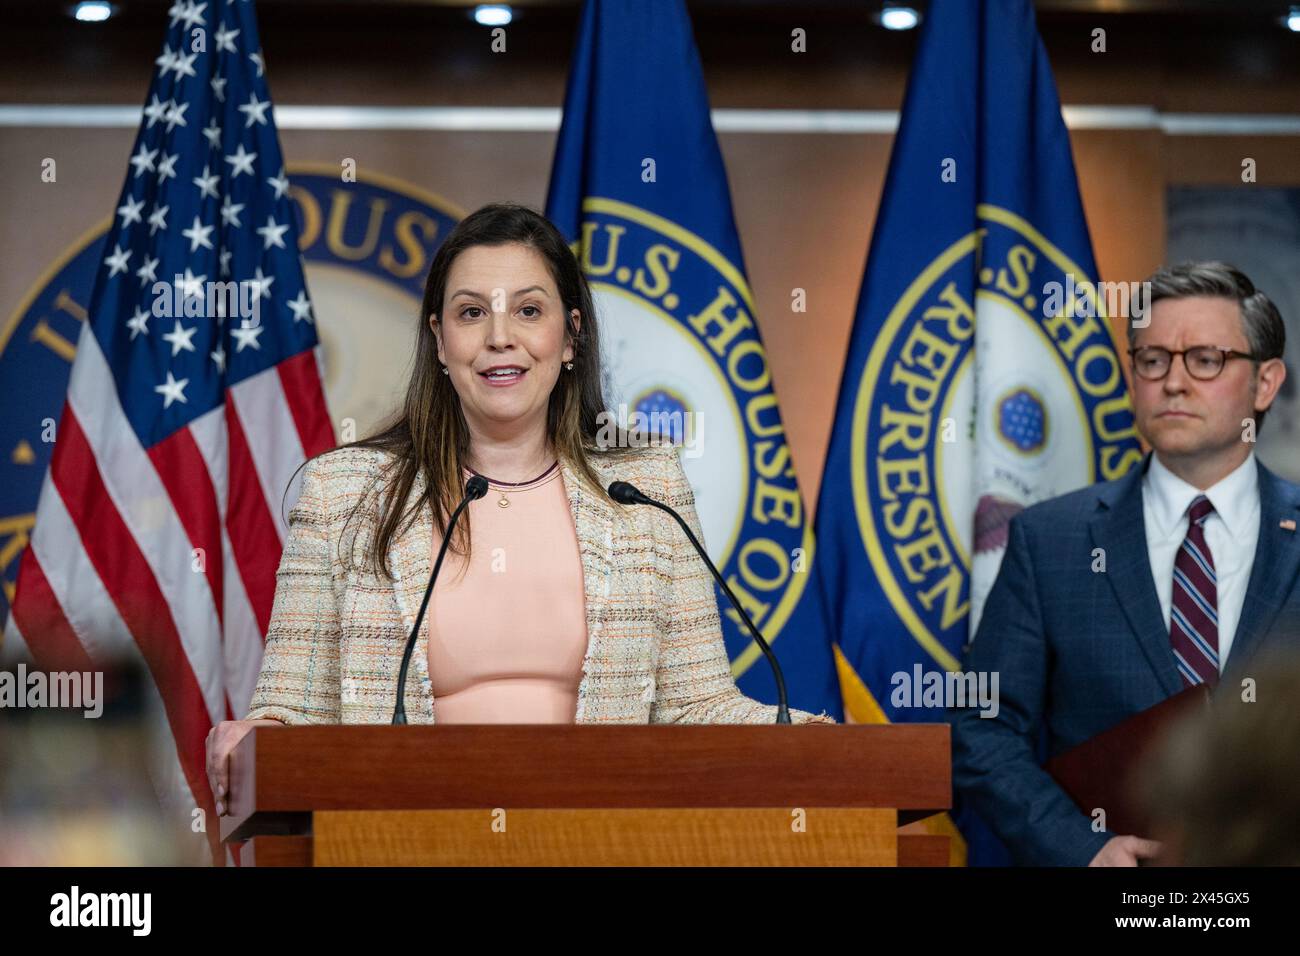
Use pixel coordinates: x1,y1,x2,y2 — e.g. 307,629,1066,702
426,464,589,723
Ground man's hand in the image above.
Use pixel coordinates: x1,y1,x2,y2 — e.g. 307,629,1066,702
1089,835,1163,866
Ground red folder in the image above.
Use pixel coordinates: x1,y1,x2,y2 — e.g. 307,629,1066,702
1046,685,1210,837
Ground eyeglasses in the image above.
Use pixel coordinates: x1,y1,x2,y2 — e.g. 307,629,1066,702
1127,345,1259,381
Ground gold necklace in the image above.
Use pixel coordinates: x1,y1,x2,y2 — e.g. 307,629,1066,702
469,460,561,508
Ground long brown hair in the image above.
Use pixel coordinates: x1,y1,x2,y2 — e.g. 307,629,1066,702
325,202,626,579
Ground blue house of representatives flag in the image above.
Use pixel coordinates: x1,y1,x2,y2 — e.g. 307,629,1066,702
813,0,1143,862
546,0,842,718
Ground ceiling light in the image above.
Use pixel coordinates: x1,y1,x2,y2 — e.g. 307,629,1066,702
473,5,513,27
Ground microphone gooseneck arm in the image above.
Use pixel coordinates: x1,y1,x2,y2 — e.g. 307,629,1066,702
392,474,488,724
608,480,792,724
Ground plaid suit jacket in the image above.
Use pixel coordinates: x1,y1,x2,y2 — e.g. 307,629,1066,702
246,441,835,727
949,455,1300,865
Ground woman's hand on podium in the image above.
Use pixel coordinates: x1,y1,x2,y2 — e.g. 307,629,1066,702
205,719,284,815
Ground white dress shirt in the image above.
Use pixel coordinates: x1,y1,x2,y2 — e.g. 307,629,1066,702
1142,451,1260,672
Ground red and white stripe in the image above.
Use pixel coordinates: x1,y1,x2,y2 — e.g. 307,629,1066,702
4,324,333,864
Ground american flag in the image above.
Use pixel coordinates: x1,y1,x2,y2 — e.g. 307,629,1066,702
4,0,333,863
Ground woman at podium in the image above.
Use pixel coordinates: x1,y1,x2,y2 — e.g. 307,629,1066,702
207,203,833,812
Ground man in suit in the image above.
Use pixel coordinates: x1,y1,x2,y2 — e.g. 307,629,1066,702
949,260,1297,866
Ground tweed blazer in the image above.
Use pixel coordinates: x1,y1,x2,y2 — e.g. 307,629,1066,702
245,441,835,725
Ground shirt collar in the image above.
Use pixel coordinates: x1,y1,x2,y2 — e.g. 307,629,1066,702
1144,450,1258,539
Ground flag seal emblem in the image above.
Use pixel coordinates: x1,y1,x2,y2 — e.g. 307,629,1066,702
574,197,815,677
849,204,1142,670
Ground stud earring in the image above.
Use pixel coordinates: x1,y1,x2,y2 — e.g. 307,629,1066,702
441,366,449,375
563,361,574,371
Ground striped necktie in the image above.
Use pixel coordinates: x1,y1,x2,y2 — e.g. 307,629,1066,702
1170,495,1219,687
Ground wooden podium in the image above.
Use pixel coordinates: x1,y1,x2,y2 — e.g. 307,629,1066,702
220,724,951,866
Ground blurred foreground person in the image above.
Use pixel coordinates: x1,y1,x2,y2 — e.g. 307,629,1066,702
1141,646,1300,866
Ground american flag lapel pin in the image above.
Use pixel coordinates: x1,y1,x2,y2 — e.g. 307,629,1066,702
1281,519,1297,532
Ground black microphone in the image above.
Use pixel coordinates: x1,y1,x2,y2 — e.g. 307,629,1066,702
608,480,792,724
392,473,489,724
